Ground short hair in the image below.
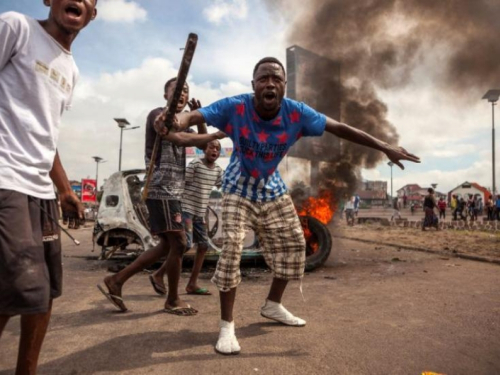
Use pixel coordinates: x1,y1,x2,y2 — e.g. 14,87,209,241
163,78,189,94
253,57,285,77
428,188,434,194
204,139,221,151
164,78,177,93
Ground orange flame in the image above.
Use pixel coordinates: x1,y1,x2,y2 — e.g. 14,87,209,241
302,223,319,253
297,190,337,224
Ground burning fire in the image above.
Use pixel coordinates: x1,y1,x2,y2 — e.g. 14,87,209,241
297,190,337,225
297,191,337,255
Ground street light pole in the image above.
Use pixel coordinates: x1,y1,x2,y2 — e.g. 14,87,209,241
114,118,139,172
482,89,500,195
119,126,124,172
92,156,106,194
387,161,394,202
492,101,496,194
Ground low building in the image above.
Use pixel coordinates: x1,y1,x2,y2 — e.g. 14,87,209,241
358,180,388,207
448,181,490,202
397,184,421,207
397,184,446,207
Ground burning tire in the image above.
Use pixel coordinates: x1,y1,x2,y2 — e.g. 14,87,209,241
301,215,333,271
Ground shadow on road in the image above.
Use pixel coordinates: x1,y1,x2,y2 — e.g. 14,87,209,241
0,323,306,375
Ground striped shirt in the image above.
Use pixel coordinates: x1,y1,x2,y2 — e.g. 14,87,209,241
199,94,326,202
182,158,223,216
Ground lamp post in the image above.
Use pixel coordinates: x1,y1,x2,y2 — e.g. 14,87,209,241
91,156,106,194
482,89,500,194
387,161,394,203
114,118,139,171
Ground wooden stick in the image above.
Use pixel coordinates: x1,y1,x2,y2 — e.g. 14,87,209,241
142,33,198,201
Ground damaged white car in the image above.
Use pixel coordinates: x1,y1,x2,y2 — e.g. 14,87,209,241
93,170,333,271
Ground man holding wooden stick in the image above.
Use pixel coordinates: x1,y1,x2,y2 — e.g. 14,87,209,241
98,78,225,315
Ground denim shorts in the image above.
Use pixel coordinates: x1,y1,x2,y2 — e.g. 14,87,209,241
182,211,209,250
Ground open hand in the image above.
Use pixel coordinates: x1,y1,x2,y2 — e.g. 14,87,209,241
384,144,420,169
187,98,202,111
60,191,84,221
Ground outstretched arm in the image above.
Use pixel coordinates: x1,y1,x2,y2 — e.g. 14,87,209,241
50,151,84,220
325,117,420,169
163,130,226,148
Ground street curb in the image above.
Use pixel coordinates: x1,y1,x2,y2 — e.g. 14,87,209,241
332,234,500,266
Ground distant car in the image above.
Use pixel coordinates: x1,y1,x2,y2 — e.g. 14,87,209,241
93,169,333,271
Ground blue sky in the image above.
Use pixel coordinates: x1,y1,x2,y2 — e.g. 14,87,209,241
1,0,497,195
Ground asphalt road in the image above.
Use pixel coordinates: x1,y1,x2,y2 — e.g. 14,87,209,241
0,224,499,375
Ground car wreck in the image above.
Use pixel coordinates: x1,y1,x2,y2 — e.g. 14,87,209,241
93,170,333,271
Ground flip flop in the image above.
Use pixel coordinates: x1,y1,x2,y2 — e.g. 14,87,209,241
186,287,212,296
97,284,128,312
163,304,198,316
149,274,166,296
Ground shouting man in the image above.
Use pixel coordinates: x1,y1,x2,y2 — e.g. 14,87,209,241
167,57,420,354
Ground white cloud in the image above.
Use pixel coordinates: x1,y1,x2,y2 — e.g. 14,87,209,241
58,57,249,185
203,0,248,25
97,0,147,23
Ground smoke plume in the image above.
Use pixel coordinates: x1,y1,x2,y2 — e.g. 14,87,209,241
271,0,500,195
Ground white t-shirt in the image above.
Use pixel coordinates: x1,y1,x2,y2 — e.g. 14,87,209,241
0,12,78,199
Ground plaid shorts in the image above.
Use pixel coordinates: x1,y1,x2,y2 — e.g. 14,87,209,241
212,193,306,292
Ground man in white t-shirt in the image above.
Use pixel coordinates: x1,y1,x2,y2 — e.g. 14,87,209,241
0,1,97,373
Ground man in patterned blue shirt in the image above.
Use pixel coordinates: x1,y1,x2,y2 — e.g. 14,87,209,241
162,57,420,355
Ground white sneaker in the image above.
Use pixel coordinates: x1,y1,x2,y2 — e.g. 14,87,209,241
215,320,241,355
260,300,306,326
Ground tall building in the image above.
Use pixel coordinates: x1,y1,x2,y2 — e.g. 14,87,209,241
286,45,342,162
284,45,342,194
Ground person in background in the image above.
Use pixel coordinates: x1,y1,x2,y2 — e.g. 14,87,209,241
353,193,360,216
496,195,500,221
422,188,439,230
391,197,402,221
457,197,466,221
476,197,483,218
344,195,356,226
486,195,494,221
450,194,458,220
437,196,447,220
